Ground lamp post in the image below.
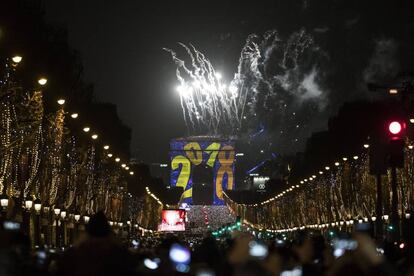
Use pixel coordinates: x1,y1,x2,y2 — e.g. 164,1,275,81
43,206,51,246
372,215,377,238
34,199,42,246
127,220,131,241
60,210,67,248
0,194,9,221
53,207,61,248
74,214,80,241
403,210,412,240
23,196,33,238
84,215,90,225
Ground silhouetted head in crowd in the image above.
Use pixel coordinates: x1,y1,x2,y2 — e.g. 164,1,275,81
294,231,325,265
86,211,111,238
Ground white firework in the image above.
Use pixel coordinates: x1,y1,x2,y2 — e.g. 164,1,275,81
164,44,247,134
166,29,325,140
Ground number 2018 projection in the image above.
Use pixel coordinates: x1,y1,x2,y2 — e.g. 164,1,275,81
170,138,235,205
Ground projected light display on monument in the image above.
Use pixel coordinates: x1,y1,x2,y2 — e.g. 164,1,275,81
170,138,235,205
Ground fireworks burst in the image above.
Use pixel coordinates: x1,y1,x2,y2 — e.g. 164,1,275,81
166,29,327,146
164,44,247,135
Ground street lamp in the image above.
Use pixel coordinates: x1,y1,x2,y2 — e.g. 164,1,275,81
25,196,34,210
43,206,50,214
107,153,113,158
91,134,98,140
389,88,398,95
34,199,42,213
74,214,81,222
115,158,120,162
54,207,61,216
59,210,67,247
53,207,61,247
12,55,22,63
57,99,65,105
103,145,110,150
70,113,79,119
60,210,67,220
84,215,90,224
121,164,126,168
0,194,9,210
83,127,90,133
38,78,47,86
33,199,42,246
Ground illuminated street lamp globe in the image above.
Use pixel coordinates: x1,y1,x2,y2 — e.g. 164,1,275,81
54,207,61,216
12,55,22,63
60,210,67,220
38,78,48,86
34,198,42,213
0,194,9,209
25,196,33,210
74,214,81,222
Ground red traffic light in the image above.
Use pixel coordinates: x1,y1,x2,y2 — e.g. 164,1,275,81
389,121,402,135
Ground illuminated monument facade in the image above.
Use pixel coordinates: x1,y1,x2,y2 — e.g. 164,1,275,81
170,136,235,205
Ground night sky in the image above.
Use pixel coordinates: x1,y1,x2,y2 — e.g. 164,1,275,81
43,0,414,163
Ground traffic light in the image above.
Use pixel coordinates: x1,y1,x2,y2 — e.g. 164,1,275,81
387,121,405,139
387,120,406,168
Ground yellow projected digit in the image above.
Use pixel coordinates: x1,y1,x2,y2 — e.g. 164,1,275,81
204,142,221,167
184,142,202,165
171,155,192,199
216,145,235,199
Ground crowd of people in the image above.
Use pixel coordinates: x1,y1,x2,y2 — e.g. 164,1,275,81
1,211,413,276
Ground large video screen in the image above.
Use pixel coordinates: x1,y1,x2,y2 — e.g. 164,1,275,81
170,138,235,205
158,209,186,232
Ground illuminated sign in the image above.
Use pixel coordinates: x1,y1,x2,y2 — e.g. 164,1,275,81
158,209,186,231
170,138,235,205
253,176,269,191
